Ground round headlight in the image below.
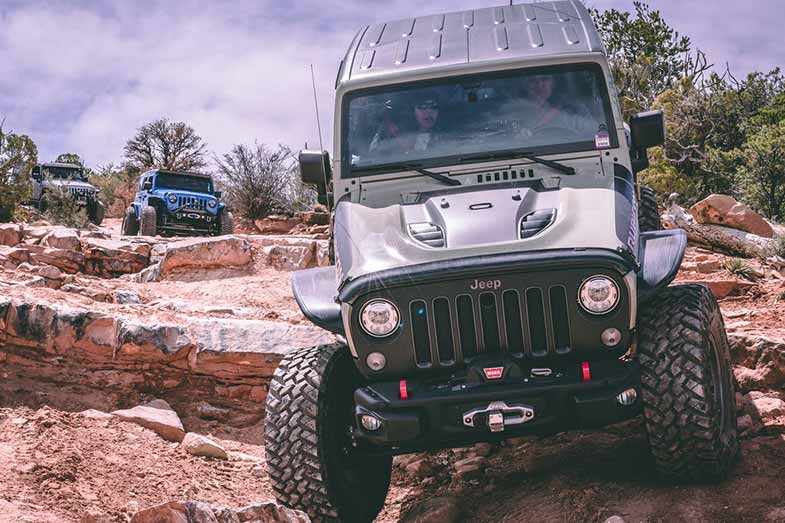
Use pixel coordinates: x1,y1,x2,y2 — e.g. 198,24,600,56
579,276,620,315
167,193,177,203
208,199,217,208
360,299,399,337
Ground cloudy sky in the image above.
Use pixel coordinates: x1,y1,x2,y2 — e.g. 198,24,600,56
0,0,782,168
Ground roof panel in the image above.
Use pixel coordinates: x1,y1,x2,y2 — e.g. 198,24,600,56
346,1,603,84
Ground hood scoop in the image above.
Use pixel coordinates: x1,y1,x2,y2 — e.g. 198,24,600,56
409,222,445,248
520,209,556,239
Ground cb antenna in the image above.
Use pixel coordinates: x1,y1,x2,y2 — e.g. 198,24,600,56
310,64,325,152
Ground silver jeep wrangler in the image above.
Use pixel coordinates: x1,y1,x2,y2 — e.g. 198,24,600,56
30,162,105,225
264,3,738,521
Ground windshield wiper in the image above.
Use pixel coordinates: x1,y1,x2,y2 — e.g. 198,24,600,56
353,163,461,186
459,150,576,175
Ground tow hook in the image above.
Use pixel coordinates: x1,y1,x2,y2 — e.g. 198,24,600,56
462,401,535,432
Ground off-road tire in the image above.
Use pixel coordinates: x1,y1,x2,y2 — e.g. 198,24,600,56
138,206,157,237
638,284,738,481
122,207,139,236
89,201,105,226
38,194,49,213
219,209,234,235
265,343,392,523
638,186,661,232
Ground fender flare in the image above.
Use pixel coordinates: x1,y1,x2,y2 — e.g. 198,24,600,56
291,266,343,335
637,229,687,304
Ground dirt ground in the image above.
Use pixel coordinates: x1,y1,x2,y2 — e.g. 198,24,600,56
2,243,785,522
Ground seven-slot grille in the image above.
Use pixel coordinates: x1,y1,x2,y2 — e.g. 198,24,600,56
409,286,572,366
68,187,94,197
177,195,208,211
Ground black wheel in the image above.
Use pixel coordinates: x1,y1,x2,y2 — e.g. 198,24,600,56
638,284,738,481
265,343,392,523
89,201,105,226
638,186,661,232
138,206,157,237
38,194,49,213
122,206,139,236
219,209,234,235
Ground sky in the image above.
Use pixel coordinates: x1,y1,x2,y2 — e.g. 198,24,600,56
0,0,783,168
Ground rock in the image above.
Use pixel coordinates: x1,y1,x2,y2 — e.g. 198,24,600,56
472,442,493,457
37,264,63,280
746,393,785,420
690,194,775,238
453,456,487,479
253,215,301,234
604,517,627,523
30,247,85,273
681,279,756,299
737,414,754,433
111,399,186,442
260,245,313,271
196,401,230,421
113,290,142,305
160,237,252,276
0,223,23,246
405,458,433,478
80,409,114,420
250,463,266,477
235,501,310,522
42,228,81,251
181,432,228,460
401,496,461,523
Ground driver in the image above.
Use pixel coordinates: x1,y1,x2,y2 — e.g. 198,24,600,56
517,74,593,138
369,91,442,156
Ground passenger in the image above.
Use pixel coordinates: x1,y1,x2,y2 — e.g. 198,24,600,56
369,91,442,156
517,74,593,138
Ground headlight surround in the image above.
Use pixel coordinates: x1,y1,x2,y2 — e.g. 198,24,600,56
167,193,177,204
359,299,400,337
208,199,217,208
578,276,620,315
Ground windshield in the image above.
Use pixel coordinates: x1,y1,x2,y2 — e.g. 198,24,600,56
154,173,213,193
42,166,86,181
343,63,617,176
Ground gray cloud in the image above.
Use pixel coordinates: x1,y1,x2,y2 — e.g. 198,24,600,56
0,0,782,168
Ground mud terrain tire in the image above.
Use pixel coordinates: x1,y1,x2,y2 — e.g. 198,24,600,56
122,207,139,236
638,186,661,232
139,206,157,237
219,209,234,235
638,284,738,481
265,343,392,522
89,201,105,226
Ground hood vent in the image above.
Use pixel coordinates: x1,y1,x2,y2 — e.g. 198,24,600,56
409,222,445,247
520,209,556,239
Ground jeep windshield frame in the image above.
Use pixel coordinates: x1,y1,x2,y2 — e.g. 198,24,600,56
341,62,618,179
153,172,214,194
42,166,87,181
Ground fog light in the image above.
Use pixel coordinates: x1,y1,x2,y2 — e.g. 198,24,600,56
366,352,386,371
616,388,638,406
360,414,382,431
601,328,622,347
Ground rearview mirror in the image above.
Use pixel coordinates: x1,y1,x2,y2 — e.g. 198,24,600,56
299,150,332,187
214,190,222,198
629,110,665,149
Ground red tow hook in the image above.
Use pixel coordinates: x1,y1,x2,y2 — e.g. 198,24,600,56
581,361,591,382
399,379,409,400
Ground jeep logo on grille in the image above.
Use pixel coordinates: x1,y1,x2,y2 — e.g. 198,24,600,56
470,279,502,290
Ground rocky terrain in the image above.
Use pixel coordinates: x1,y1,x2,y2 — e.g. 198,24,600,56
1,197,785,522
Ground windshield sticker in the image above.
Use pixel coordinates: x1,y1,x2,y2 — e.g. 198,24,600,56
595,132,611,149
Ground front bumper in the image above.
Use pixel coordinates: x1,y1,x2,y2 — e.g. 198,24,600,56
353,357,640,452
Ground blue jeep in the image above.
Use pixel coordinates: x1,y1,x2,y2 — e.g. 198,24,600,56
121,169,233,237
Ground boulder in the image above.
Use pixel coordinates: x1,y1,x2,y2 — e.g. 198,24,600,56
82,238,150,277
253,215,301,234
300,211,330,226
259,245,313,271
746,392,785,420
401,496,461,523
42,228,81,251
111,399,186,442
30,248,85,273
235,501,310,522
0,245,29,268
181,432,228,460
160,237,252,275
130,500,310,523
0,223,23,246
690,194,774,238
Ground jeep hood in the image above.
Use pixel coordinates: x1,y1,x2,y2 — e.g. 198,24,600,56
333,176,637,285
49,180,95,190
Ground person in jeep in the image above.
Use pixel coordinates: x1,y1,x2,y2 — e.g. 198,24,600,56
368,90,443,156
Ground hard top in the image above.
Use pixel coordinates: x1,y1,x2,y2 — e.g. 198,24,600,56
339,1,603,86
146,169,213,179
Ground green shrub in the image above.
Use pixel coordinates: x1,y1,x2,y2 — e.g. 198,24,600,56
42,179,89,228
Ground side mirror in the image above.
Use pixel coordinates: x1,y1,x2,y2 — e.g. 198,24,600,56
299,150,332,187
142,180,153,191
214,190,222,198
31,166,41,180
629,110,665,149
